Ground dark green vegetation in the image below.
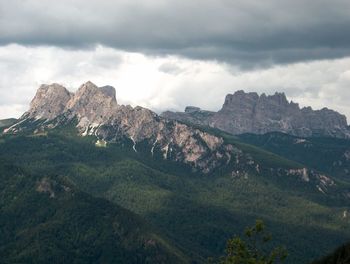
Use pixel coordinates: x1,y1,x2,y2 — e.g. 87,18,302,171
214,220,288,264
0,124,350,263
238,132,350,182
0,118,17,130
311,242,350,264
0,157,188,263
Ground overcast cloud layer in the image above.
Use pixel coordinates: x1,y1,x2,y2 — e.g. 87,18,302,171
1,0,350,66
0,1,350,121
1,44,350,121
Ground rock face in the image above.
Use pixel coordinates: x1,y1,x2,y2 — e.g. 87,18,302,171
66,81,119,126
5,82,341,190
162,108,214,127
162,90,350,138
100,85,117,101
8,82,233,173
28,83,72,120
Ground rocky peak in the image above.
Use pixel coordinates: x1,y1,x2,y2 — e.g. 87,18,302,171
222,91,290,112
28,83,72,120
71,81,116,103
27,81,119,123
219,90,349,136
265,92,288,105
100,85,117,102
162,90,350,138
185,106,201,113
6,81,236,174
66,81,118,124
296,107,348,132
222,90,259,111
75,81,98,95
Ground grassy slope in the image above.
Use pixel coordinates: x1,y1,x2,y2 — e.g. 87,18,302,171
0,129,349,263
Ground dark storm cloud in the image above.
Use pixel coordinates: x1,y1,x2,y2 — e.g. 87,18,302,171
1,0,350,67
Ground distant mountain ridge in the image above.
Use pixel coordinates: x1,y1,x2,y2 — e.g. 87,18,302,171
3,82,344,192
5,81,236,173
162,90,350,138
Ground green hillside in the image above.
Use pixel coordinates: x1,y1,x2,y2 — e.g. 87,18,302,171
311,242,350,264
0,118,17,130
238,132,350,182
0,160,189,264
1,127,349,263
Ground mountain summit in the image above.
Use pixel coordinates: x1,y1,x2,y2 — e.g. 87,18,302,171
162,90,350,138
6,82,234,173
3,81,341,189
6,83,350,174
28,81,118,123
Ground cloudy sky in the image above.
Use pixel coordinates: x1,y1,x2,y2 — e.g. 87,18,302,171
1,0,350,120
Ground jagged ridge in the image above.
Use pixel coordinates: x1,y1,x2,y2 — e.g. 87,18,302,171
3,82,344,192
5,81,233,173
162,90,350,138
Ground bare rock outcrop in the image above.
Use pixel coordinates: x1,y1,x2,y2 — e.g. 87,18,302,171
66,81,119,126
7,81,233,173
28,83,72,120
162,90,350,138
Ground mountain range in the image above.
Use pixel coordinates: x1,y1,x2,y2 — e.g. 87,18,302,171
162,90,350,138
1,81,350,263
6,81,236,174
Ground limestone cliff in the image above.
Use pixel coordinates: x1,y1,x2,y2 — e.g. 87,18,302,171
162,90,350,138
7,82,232,173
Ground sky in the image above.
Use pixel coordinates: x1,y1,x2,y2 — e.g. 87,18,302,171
1,0,350,120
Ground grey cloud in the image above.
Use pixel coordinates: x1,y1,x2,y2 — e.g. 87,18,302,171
0,45,125,118
1,0,350,67
158,62,184,75
1,45,350,120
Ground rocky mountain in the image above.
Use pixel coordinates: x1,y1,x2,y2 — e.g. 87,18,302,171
162,90,350,138
1,116,350,264
28,83,73,120
5,81,234,173
3,81,343,193
2,82,350,263
4,82,349,192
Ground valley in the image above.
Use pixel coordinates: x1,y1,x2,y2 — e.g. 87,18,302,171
1,82,350,263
